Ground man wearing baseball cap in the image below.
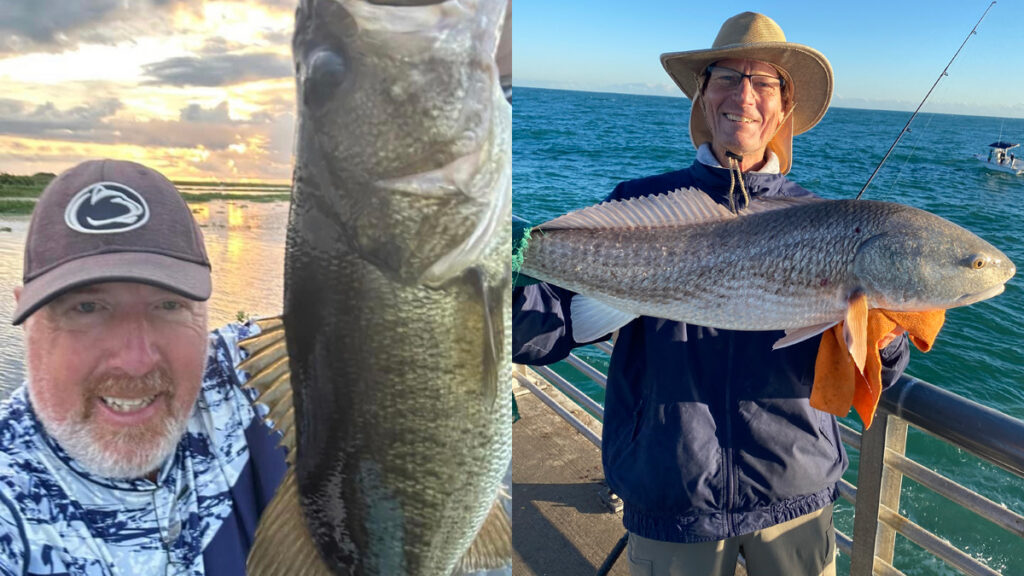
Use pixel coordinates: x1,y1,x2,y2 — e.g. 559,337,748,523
0,159,286,575
513,12,910,576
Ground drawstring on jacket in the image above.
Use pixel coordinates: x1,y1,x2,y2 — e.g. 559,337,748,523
724,150,749,213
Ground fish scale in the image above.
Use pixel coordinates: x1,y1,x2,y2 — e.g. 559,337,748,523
522,192,1014,334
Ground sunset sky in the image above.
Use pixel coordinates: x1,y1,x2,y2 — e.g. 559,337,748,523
4,1,1020,182
0,0,297,182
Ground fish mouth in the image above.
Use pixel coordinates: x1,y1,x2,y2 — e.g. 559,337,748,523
954,283,1006,307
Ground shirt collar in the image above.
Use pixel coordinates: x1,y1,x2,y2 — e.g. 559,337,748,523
696,143,781,174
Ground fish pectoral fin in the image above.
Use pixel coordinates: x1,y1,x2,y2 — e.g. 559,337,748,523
238,316,297,462
569,295,637,343
467,266,508,408
248,469,333,576
843,293,870,373
451,492,512,574
772,321,840,350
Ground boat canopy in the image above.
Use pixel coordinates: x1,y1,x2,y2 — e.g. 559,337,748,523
987,141,1020,150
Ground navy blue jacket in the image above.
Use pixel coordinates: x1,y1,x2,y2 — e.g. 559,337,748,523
513,160,910,543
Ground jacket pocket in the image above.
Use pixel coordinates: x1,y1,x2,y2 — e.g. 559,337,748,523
818,411,838,450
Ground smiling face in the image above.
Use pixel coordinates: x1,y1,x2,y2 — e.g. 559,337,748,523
19,282,209,479
700,58,788,171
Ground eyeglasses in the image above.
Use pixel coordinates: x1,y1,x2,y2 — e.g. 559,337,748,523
704,65,784,96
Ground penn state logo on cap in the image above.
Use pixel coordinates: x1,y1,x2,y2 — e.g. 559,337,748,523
64,182,150,234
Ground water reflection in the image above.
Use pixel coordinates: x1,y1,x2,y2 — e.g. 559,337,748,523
190,205,211,224
0,200,289,396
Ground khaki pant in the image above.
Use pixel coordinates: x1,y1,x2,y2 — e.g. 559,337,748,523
626,505,837,576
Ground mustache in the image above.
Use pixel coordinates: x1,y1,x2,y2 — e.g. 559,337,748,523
88,368,174,398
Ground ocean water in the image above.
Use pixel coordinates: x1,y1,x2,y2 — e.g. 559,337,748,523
513,87,1024,575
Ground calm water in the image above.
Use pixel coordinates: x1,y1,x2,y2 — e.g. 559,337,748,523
0,200,288,394
513,87,1024,575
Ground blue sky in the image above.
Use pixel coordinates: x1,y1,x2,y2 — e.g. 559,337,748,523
514,0,1024,118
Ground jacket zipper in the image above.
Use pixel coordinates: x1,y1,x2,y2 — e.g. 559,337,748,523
723,335,736,537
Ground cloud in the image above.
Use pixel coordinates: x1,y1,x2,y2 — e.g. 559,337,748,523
0,0,188,55
142,53,293,87
0,97,293,150
0,98,123,139
180,101,232,123
0,0,293,57
197,33,292,56
0,0,121,45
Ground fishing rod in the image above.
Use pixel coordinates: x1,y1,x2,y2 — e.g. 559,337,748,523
856,1,996,200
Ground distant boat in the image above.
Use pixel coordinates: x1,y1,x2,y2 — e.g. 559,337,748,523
974,141,1024,175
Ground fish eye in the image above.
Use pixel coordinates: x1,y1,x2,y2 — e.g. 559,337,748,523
303,49,347,110
969,255,989,270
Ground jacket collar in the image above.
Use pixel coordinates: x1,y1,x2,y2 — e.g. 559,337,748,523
688,156,792,202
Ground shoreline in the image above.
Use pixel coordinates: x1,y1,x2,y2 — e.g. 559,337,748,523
0,177,291,215
0,198,291,234
0,194,290,216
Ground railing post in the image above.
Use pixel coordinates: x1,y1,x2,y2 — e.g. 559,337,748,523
850,412,908,575
876,417,908,565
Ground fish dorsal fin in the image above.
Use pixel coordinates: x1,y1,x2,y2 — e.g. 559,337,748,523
537,187,734,231
238,316,296,464
247,470,334,576
536,189,824,231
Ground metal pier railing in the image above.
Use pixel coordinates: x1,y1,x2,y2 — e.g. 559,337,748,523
514,342,1024,576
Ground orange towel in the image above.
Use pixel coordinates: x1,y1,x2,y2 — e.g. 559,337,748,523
811,294,945,429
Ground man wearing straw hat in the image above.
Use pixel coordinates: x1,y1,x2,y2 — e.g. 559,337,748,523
513,12,910,576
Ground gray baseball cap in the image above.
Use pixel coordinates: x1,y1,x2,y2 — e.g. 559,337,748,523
12,159,212,325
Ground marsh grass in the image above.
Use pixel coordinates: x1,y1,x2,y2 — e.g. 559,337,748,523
0,173,289,215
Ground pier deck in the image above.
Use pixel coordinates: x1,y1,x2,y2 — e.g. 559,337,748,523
511,382,628,575
511,373,748,576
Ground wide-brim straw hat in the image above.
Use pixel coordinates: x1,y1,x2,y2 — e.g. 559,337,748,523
660,12,833,173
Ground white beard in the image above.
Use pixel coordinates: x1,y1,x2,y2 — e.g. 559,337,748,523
27,368,194,480
40,408,189,479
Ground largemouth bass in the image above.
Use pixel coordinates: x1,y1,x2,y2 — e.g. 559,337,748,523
520,189,1015,344
242,0,512,574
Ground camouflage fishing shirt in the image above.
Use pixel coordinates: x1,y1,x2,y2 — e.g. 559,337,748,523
0,323,287,576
